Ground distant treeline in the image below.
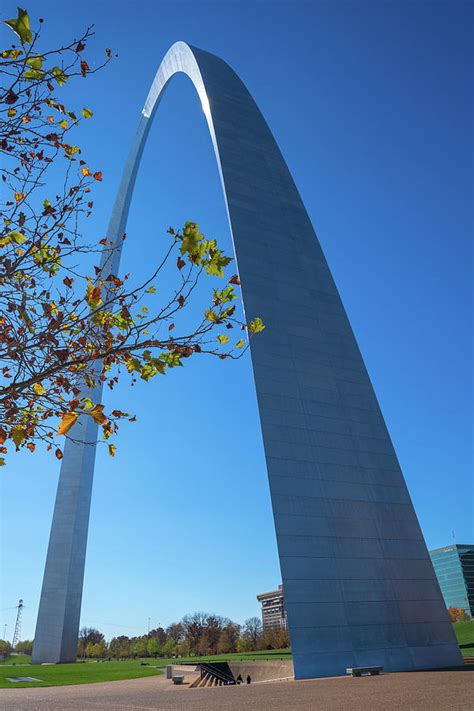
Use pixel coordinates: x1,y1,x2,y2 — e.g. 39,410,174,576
77,613,290,659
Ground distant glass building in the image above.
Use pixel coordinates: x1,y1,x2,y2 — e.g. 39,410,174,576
257,584,288,631
430,545,474,616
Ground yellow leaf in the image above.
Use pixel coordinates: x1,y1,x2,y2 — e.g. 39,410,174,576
32,383,46,396
108,443,116,457
57,412,79,436
59,119,69,130
0,231,26,247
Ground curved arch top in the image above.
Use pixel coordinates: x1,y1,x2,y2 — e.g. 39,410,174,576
32,42,461,679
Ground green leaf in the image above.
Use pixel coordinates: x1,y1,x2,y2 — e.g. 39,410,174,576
50,66,68,86
26,55,43,69
205,309,218,323
81,107,93,119
217,334,229,345
205,248,232,278
64,144,80,156
249,317,265,334
24,68,44,80
160,352,182,368
4,8,32,45
213,285,236,305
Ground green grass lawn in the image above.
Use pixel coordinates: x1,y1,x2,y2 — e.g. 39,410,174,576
453,620,474,657
0,649,291,688
0,655,31,665
0,659,163,688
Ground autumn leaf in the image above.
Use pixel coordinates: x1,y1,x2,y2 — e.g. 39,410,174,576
59,119,69,130
55,448,63,460
205,309,218,322
93,171,102,181
108,443,116,457
89,405,107,425
81,107,93,119
177,256,185,270
81,166,92,176
249,317,265,334
5,89,18,105
217,334,229,344
32,382,46,396
11,426,25,448
229,274,241,285
4,7,32,45
0,231,26,246
27,442,35,453
57,411,79,435
14,192,25,202
1,48,22,58
85,283,102,308
80,60,90,77
236,339,245,348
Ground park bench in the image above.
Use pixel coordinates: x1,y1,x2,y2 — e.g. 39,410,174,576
172,675,184,685
346,666,383,677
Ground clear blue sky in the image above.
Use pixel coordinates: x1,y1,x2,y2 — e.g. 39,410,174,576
1,1,472,642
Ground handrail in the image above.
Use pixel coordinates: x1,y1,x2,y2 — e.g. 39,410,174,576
198,662,234,685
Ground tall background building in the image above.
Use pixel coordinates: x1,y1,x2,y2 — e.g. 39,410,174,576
257,585,287,631
430,544,474,617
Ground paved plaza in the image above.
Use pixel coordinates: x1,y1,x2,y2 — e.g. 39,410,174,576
1,669,473,710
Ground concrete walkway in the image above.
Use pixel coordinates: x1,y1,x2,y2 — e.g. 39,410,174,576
1,669,473,710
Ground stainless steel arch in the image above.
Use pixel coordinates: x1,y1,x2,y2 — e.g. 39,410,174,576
32,42,462,677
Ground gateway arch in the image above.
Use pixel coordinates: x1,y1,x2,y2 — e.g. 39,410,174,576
32,42,462,678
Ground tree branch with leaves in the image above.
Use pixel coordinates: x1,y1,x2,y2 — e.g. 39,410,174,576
0,8,264,465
